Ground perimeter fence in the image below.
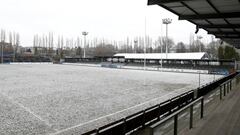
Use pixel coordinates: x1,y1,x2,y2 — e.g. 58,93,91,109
81,72,238,135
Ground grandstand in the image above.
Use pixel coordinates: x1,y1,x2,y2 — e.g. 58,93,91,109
114,52,209,60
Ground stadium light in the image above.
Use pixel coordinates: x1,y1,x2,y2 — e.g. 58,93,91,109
162,18,172,59
82,31,88,58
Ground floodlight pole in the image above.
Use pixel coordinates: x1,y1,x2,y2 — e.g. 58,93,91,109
82,31,88,58
161,43,163,70
162,18,172,59
144,17,147,72
143,17,147,86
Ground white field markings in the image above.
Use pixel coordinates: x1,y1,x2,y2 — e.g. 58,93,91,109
0,93,58,132
52,85,191,135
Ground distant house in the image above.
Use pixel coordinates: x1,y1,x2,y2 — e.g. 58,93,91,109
114,52,209,60
0,42,14,57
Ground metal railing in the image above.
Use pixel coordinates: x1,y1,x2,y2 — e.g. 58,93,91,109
148,74,238,135
149,97,204,135
83,90,195,135
82,72,238,135
220,79,232,100
196,72,237,98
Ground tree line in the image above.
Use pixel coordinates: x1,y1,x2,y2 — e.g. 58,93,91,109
0,29,20,61
1,29,239,60
218,45,239,60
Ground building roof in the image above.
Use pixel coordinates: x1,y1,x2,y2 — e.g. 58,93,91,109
148,0,240,48
114,52,208,60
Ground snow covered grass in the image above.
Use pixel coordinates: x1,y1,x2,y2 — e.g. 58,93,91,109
0,64,223,135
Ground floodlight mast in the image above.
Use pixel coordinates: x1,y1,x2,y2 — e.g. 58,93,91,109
162,18,172,59
144,17,147,86
82,31,88,58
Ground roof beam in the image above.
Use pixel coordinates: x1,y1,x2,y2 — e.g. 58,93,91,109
223,39,240,42
209,32,240,35
216,35,240,38
206,0,239,36
179,12,240,20
148,0,196,5
199,24,240,29
180,1,223,33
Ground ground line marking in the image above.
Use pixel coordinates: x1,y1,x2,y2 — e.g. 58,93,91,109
0,93,58,132
52,85,191,135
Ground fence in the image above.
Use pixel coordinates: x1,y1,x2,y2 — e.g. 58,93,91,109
83,90,195,135
147,73,237,135
82,72,238,135
149,97,204,135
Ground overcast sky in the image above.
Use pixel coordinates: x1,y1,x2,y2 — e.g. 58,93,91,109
0,0,215,47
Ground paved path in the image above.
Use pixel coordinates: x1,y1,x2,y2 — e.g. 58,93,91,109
183,83,240,135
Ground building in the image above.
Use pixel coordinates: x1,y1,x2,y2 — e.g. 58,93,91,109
114,52,209,60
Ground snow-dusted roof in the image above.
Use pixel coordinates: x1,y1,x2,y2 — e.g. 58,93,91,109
114,52,208,60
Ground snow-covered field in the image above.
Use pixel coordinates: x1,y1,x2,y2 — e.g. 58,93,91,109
0,64,222,135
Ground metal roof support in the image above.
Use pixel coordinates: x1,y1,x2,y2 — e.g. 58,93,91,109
206,0,239,35
216,35,240,39
209,32,240,35
148,0,195,5
180,1,223,33
148,0,240,48
199,24,240,29
180,2,214,26
179,12,240,20
195,25,199,34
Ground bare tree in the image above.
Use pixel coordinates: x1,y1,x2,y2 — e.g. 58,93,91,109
14,33,20,56
206,37,220,59
155,36,174,53
9,32,13,45
94,43,115,57
1,29,6,42
176,42,187,53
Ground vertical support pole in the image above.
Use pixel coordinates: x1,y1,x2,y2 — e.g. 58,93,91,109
200,98,204,119
230,80,232,90
158,104,161,120
224,83,226,96
220,85,222,100
84,35,86,58
142,110,146,128
148,127,154,135
174,115,178,135
166,23,168,59
228,81,230,92
199,72,201,88
226,82,228,94
228,81,230,91
96,128,99,135
123,118,126,134
189,105,193,129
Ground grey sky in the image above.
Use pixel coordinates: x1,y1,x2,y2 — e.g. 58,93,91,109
0,0,214,47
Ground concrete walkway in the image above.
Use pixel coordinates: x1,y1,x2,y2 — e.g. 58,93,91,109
183,83,240,135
